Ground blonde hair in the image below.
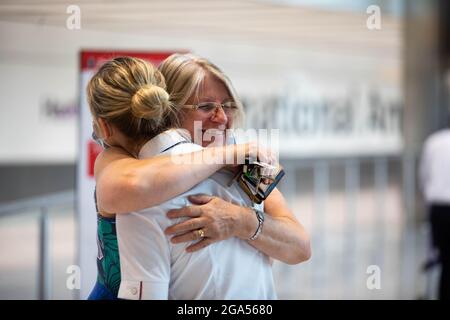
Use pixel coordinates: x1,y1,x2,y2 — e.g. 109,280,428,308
158,53,244,127
87,56,179,141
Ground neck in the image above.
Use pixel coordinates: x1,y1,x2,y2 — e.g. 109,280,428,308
122,140,146,159
112,133,146,159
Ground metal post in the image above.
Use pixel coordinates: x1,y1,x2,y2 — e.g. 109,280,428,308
38,207,51,300
400,153,416,298
313,160,329,299
374,159,387,266
344,158,359,299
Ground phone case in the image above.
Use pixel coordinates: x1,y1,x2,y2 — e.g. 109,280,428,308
237,162,285,204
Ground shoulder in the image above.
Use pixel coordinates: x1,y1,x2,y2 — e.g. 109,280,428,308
164,141,203,156
94,146,133,178
425,129,450,145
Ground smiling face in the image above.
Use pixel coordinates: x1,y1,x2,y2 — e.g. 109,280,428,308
181,71,234,147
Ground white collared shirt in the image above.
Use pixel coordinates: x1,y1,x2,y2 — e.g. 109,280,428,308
117,129,276,300
420,128,450,204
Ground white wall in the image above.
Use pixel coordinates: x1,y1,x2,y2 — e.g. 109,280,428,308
0,20,402,163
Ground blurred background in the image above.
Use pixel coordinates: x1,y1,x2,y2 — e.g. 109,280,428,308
1,0,449,299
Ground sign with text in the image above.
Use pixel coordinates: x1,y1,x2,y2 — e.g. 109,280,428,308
243,77,403,158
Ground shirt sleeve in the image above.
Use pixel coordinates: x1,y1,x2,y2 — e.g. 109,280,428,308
116,209,171,300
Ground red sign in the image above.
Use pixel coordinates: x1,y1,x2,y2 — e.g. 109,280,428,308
87,141,103,177
80,50,182,71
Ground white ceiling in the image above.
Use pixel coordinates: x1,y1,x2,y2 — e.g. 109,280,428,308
0,0,402,57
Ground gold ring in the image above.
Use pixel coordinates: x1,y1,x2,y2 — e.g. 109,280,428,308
197,229,205,238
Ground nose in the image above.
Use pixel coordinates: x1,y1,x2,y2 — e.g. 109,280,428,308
210,105,228,125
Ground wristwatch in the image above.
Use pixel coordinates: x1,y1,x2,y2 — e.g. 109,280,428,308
249,208,265,241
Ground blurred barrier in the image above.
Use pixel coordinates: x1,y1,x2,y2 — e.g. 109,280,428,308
0,154,431,299
275,154,429,299
0,190,74,300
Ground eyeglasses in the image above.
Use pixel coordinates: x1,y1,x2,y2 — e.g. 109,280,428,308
183,101,238,116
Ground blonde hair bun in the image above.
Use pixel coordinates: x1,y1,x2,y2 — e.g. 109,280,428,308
131,84,171,121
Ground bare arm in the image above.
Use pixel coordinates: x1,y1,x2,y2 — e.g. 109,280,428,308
95,146,226,213
164,189,311,265
95,143,265,214
243,189,311,264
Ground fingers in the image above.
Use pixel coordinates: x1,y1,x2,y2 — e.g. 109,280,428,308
258,148,277,167
170,228,207,244
167,205,203,219
187,194,214,205
186,238,214,253
243,142,278,167
260,164,278,178
165,217,204,235
169,228,215,252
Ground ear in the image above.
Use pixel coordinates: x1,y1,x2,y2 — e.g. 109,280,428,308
97,118,113,139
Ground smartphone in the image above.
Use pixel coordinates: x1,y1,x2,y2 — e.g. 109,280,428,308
238,163,285,204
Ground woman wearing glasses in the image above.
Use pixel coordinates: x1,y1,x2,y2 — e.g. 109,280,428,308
89,53,310,299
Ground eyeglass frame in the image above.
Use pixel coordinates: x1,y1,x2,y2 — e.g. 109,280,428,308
181,101,239,116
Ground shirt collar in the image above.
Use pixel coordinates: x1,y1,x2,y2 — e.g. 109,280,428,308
138,129,191,159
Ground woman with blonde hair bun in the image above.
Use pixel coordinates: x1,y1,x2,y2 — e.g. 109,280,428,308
88,54,310,299
87,56,177,153
87,56,181,299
